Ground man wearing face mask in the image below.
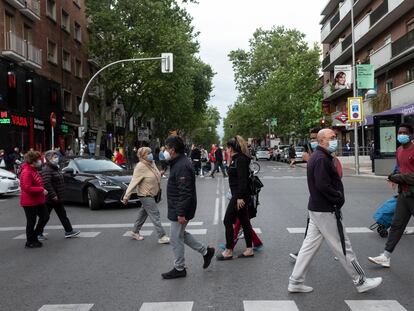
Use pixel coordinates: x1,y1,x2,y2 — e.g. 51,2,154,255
39,150,80,240
161,136,215,279
288,129,382,294
369,123,414,268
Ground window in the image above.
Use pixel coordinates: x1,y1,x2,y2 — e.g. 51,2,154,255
75,59,82,78
63,90,72,112
384,34,392,45
62,50,71,71
47,39,57,64
5,13,15,33
74,22,82,42
407,18,414,32
61,10,70,32
386,80,393,93
406,68,414,82
46,0,56,21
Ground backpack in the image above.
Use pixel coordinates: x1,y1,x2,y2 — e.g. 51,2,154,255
248,168,264,218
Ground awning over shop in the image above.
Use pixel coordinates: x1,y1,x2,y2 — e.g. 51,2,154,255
362,102,414,126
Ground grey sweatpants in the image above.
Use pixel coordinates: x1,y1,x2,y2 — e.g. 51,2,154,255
290,211,366,286
133,197,166,238
170,221,207,271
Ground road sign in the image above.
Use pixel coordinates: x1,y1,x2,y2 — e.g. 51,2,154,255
161,53,173,73
347,97,364,122
79,101,89,113
271,117,277,126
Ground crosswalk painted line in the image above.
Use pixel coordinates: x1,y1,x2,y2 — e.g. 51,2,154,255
186,229,207,235
262,176,306,180
243,300,299,311
14,233,49,240
287,227,373,234
0,222,203,232
38,304,94,311
345,300,408,311
139,301,193,311
213,197,220,225
123,230,154,237
13,232,102,239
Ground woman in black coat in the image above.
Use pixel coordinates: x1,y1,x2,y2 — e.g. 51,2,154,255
217,136,254,260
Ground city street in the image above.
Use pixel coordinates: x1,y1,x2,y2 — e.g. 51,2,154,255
1,161,414,311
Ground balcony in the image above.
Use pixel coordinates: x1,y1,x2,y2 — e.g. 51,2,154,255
323,83,352,100
23,43,42,69
322,34,352,71
370,42,392,70
4,0,25,9
2,31,26,62
390,80,414,110
392,29,414,58
20,0,41,21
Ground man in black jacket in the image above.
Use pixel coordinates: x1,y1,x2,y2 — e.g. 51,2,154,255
161,136,215,279
288,129,382,294
211,145,227,178
38,150,80,240
190,144,202,176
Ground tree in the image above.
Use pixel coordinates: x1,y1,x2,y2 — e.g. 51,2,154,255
189,106,221,147
224,26,322,142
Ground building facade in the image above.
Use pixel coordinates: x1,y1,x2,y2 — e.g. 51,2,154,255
0,0,92,153
320,0,414,154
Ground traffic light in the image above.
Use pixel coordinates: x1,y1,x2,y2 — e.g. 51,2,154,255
320,118,326,127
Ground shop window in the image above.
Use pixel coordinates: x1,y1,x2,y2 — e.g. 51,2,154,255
386,80,393,93
61,10,70,33
62,50,71,72
46,0,57,21
74,22,82,42
47,39,57,64
25,78,33,112
63,90,72,112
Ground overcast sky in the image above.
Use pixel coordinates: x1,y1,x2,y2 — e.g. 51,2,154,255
185,0,328,136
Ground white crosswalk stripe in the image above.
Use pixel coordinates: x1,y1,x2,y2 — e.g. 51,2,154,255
37,304,94,311
139,301,193,311
123,230,154,237
13,232,101,239
243,300,299,311
287,227,373,234
345,300,408,311
13,233,49,240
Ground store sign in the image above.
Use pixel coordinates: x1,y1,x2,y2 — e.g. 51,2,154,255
11,115,28,127
0,111,11,124
347,97,364,123
34,118,45,131
61,124,69,134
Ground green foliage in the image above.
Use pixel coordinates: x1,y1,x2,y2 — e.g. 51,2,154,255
189,106,221,147
85,0,214,141
225,26,322,142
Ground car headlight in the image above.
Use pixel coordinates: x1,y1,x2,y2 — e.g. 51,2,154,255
97,178,121,189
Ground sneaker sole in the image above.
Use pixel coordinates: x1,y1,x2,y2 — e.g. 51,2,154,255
368,257,390,268
288,287,313,293
158,240,170,244
65,232,81,238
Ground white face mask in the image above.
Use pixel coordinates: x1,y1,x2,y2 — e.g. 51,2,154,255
51,157,59,165
163,150,171,161
36,160,42,168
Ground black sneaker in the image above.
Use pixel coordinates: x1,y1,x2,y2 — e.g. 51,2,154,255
65,230,81,238
25,241,43,248
162,268,187,279
203,247,215,269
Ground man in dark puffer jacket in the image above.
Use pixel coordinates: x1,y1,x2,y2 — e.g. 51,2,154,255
38,150,80,240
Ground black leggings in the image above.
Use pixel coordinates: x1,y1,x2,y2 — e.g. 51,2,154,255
224,197,252,249
40,202,73,234
23,205,50,243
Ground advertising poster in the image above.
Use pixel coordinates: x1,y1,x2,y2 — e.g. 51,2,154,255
379,126,396,154
357,64,375,89
334,65,352,90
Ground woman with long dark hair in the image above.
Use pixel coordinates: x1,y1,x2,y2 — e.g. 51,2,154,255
217,135,254,260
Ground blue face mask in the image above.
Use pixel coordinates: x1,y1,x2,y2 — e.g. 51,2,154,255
328,140,338,152
310,141,318,151
146,153,154,162
397,134,410,145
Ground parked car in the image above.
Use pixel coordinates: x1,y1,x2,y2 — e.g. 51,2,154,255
280,147,290,163
0,168,20,196
60,156,140,210
255,147,272,161
273,145,288,161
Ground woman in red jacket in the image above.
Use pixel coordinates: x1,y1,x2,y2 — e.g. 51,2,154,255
20,151,49,248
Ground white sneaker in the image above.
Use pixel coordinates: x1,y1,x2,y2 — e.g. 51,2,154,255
288,283,314,293
356,277,382,293
158,236,170,244
368,253,390,268
131,232,144,241
404,228,414,235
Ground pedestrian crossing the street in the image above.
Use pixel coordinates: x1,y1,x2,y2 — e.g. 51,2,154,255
37,300,408,311
287,227,414,234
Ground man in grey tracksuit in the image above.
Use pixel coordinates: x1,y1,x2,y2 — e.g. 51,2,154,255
288,129,382,294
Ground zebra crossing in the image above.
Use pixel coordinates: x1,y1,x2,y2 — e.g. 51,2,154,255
36,300,408,311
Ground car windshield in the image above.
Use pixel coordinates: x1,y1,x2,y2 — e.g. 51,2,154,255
295,147,304,152
74,158,123,173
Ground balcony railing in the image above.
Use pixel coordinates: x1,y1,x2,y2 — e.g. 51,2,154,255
322,54,331,69
370,0,388,26
26,43,42,68
3,31,26,61
342,34,352,50
392,29,414,58
390,80,414,110
330,12,340,29
5,0,25,9
370,42,392,70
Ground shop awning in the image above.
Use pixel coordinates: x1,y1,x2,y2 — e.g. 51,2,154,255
362,102,414,126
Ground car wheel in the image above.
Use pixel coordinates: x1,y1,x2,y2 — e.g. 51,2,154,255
87,187,101,210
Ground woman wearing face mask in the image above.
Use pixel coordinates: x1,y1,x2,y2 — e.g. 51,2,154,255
38,150,80,240
19,150,49,248
122,147,170,244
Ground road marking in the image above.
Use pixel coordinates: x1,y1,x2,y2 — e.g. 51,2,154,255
139,302,193,311
345,300,408,311
213,197,220,225
221,195,226,221
0,222,203,232
262,176,306,180
38,304,94,311
123,230,153,237
243,300,299,311
77,232,101,238
253,228,262,234
186,229,207,235
13,233,48,240
287,227,373,234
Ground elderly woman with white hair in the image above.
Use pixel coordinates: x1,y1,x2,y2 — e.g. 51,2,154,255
122,147,170,244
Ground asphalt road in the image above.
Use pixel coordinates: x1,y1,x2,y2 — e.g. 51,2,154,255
1,160,413,311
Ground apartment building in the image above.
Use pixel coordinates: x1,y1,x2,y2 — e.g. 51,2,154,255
0,0,91,152
320,0,414,153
